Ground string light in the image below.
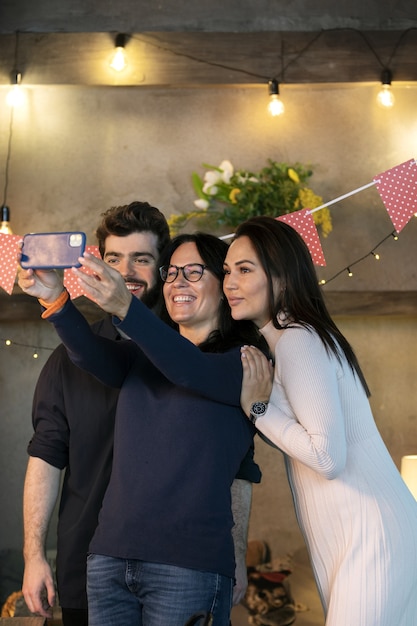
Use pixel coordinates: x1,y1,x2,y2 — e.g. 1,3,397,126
376,68,395,108
267,79,285,116
0,206,13,234
110,33,128,72
6,70,24,108
319,230,398,286
1,337,55,355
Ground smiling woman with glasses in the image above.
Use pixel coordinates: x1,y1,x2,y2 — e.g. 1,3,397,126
17,229,270,626
159,263,208,283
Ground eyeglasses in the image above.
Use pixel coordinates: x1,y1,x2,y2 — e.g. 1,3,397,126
159,263,208,283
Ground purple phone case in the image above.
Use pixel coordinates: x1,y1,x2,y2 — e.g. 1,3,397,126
21,232,86,269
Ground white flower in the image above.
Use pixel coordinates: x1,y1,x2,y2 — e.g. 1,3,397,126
202,182,219,195
237,173,258,184
204,170,222,186
194,198,210,210
218,160,234,184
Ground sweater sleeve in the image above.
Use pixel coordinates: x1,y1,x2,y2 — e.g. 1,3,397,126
255,327,348,479
113,296,244,406
48,299,134,388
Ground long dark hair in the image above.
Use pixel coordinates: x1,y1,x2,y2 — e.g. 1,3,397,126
156,232,268,354
233,216,370,395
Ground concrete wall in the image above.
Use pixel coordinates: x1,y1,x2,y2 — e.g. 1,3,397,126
1,82,417,562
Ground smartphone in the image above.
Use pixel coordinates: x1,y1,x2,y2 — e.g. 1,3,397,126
21,231,87,269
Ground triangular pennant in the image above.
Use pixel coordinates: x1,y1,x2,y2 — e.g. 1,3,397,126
277,209,326,266
373,158,417,233
63,245,101,299
0,233,21,294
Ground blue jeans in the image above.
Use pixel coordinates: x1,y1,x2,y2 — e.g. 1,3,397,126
87,554,233,626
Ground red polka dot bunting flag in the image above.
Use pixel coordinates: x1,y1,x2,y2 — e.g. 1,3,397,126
373,158,417,234
63,245,101,299
277,208,326,266
0,233,21,294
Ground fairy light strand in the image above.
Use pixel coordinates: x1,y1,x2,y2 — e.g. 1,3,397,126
319,230,397,286
2,337,55,357
134,27,417,83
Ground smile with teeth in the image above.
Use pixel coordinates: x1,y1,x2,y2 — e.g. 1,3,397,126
126,283,144,292
173,295,195,302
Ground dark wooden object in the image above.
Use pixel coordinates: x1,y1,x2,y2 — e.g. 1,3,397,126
0,30,416,86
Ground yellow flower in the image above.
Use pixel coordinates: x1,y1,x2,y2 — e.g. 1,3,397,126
229,188,241,204
287,168,300,184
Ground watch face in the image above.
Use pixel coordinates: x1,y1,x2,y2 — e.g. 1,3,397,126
251,401,267,416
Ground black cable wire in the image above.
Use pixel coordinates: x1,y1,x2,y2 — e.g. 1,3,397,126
2,107,14,206
132,27,417,83
2,31,20,207
320,230,397,285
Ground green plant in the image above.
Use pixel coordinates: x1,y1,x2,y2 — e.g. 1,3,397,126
168,159,332,237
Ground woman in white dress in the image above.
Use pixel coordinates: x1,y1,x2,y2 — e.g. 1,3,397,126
223,215,417,626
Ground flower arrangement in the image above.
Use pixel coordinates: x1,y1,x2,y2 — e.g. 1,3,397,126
168,159,332,237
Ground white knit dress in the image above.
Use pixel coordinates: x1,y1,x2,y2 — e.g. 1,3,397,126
256,325,417,626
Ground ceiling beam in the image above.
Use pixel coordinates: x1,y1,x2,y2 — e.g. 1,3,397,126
0,30,416,86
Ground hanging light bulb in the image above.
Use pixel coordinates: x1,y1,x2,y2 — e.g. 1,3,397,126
267,79,285,117
6,71,24,108
110,33,128,72
376,68,395,108
0,206,13,234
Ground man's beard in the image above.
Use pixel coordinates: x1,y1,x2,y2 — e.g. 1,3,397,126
140,282,161,310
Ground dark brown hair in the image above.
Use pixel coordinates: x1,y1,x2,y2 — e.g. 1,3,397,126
95,201,170,258
156,232,268,354
233,216,370,395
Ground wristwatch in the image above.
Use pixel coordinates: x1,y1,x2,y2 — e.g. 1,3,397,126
249,401,268,424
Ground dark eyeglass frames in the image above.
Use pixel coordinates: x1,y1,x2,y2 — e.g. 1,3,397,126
159,263,208,283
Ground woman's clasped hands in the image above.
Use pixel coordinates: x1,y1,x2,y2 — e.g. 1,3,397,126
240,345,274,419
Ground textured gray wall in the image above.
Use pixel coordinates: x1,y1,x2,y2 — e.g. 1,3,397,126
1,83,417,560
0,0,417,600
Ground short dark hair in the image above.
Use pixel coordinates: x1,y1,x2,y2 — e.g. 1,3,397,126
95,201,170,257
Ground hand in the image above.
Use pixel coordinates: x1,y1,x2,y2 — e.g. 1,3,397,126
22,557,56,618
17,265,64,304
71,252,132,319
233,553,248,605
240,346,274,418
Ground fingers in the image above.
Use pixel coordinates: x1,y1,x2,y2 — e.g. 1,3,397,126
72,254,131,318
23,585,54,618
241,346,271,380
240,345,274,415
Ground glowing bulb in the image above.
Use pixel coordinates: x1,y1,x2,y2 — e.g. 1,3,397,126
0,206,13,234
376,69,395,108
6,71,24,107
5,339,12,346
372,251,380,260
267,79,285,117
347,268,353,277
110,34,128,72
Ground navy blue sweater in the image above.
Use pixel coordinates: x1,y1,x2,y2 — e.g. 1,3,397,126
50,297,256,578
